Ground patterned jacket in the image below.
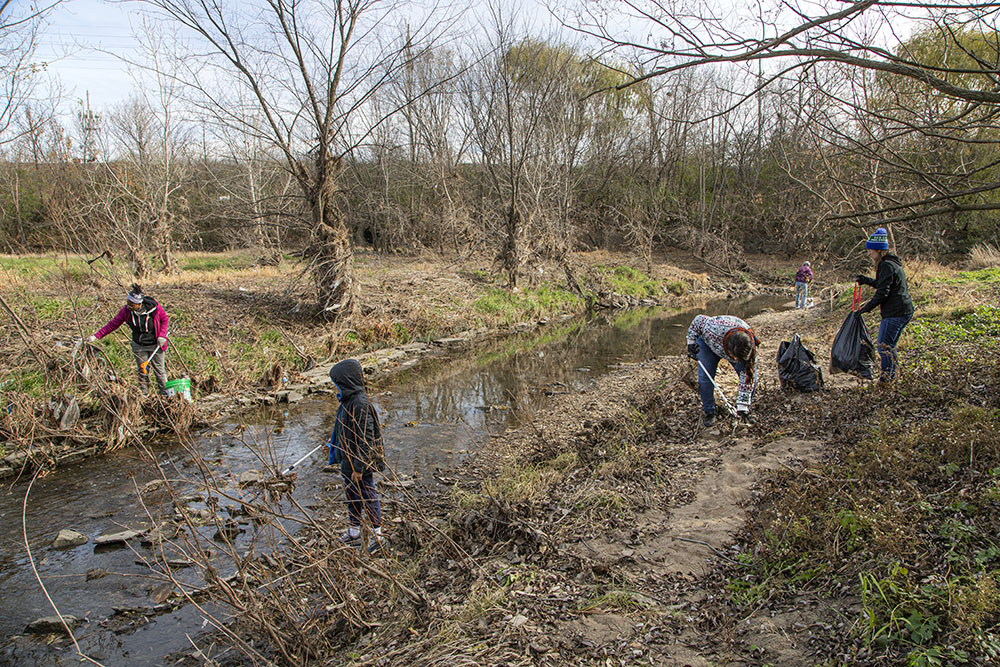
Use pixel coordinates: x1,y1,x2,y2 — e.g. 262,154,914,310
686,314,757,409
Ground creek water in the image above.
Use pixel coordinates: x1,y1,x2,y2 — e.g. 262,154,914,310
0,295,789,665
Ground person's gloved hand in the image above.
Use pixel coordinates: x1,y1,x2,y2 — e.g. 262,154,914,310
156,336,167,349
687,342,700,359
86,334,97,344
737,406,755,424
856,274,868,285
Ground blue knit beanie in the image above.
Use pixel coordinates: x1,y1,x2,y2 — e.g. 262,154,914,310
865,227,889,250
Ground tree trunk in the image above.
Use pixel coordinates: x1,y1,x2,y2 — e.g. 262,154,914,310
312,215,354,318
154,205,175,274
501,203,524,288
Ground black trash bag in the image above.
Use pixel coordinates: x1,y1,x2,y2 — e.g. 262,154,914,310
830,311,876,379
776,334,824,392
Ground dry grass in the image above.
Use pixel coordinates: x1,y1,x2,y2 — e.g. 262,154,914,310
967,242,1000,269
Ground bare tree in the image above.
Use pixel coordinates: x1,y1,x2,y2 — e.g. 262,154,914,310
140,0,453,317
0,0,62,147
577,0,1000,247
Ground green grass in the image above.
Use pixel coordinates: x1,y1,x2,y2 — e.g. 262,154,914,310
598,264,660,298
907,305,1000,345
722,330,1000,663
0,370,47,398
931,266,1000,285
0,255,91,282
472,284,582,324
177,253,258,272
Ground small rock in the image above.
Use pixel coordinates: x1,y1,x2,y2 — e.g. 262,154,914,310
141,523,179,546
239,470,263,486
214,519,243,540
25,615,82,635
94,529,142,546
510,614,529,628
52,529,88,549
140,479,166,494
285,391,304,403
149,583,174,604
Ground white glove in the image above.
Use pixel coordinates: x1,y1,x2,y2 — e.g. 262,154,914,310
156,336,167,349
87,335,97,344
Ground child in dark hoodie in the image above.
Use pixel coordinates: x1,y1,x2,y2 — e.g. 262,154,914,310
327,359,385,554
856,227,915,382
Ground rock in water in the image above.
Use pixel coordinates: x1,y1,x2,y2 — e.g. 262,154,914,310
52,529,88,549
25,615,82,635
94,529,143,546
239,470,263,486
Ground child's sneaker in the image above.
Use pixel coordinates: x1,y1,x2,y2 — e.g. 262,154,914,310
367,536,387,557
340,530,361,547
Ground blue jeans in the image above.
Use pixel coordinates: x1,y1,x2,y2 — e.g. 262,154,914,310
876,314,912,381
343,473,382,529
795,282,808,308
697,337,753,415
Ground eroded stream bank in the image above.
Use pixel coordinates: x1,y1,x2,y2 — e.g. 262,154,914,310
0,295,787,665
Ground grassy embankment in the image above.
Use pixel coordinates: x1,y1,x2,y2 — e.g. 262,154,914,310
719,262,1000,665
0,251,695,464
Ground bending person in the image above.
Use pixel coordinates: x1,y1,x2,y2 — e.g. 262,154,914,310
686,315,760,427
87,284,170,395
856,227,914,383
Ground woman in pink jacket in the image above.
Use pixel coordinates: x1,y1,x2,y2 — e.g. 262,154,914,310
87,284,170,394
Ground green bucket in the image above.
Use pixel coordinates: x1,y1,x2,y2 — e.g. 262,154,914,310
165,378,192,402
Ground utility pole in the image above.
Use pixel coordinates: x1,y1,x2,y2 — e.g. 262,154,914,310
78,92,101,164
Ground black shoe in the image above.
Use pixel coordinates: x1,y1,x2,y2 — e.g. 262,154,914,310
368,536,387,557
703,413,715,427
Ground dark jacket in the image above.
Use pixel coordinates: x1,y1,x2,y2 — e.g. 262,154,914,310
859,254,914,319
327,359,384,476
95,297,170,349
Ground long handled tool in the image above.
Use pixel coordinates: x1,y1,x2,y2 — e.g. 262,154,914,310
280,443,327,476
696,358,737,417
139,348,159,375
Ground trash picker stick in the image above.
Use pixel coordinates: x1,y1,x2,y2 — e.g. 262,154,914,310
281,443,327,476
696,358,737,417
140,348,158,375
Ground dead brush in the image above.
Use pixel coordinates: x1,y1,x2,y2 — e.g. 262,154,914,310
967,241,1000,269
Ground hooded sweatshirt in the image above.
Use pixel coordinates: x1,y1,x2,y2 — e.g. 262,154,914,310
858,254,914,319
686,315,758,410
95,297,169,349
327,359,384,476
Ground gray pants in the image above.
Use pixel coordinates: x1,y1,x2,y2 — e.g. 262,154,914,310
131,341,167,395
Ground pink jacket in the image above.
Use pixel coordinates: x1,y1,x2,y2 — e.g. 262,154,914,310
95,301,170,350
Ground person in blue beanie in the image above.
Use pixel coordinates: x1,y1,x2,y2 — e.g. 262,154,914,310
856,227,914,382
327,359,386,555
